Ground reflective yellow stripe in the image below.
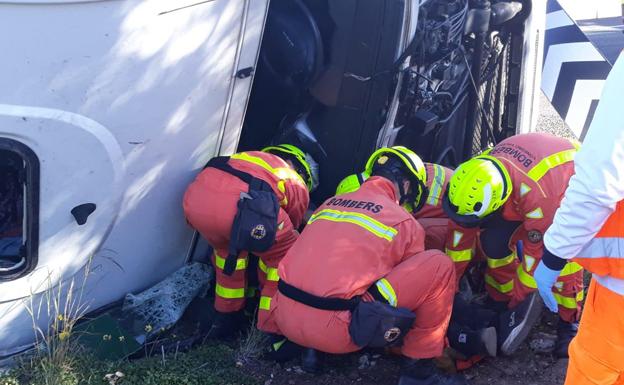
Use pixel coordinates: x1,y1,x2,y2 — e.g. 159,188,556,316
446,249,472,263
259,296,272,310
215,284,246,299
560,262,583,276
375,278,397,307
552,291,584,310
308,209,398,241
258,260,280,281
272,338,286,351
277,181,288,206
525,208,544,219
518,262,582,289
427,165,445,205
485,274,514,293
214,253,248,270
487,253,516,269
231,152,305,185
527,149,577,182
517,265,537,288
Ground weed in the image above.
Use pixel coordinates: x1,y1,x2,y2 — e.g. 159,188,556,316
235,316,268,365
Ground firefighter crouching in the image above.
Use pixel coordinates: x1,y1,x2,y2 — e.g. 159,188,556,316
336,161,494,360
183,144,317,338
269,147,469,385
442,133,584,357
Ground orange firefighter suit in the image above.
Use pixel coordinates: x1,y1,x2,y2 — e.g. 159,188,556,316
415,163,479,280
446,133,583,322
183,151,309,333
269,176,456,359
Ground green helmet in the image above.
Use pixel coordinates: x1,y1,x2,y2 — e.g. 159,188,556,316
335,171,370,195
442,155,512,227
364,146,428,211
262,144,318,191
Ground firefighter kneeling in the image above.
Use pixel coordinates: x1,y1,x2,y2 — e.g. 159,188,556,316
268,147,469,385
183,144,317,338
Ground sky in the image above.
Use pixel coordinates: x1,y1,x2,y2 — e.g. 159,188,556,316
559,0,622,20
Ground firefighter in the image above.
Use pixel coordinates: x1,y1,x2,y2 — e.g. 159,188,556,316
336,163,479,276
442,132,583,357
183,144,317,338
337,164,495,359
270,147,468,385
535,53,624,385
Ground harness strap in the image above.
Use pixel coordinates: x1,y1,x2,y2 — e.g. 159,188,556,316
278,280,360,311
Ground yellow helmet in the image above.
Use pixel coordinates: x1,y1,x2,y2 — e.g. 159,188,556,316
262,144,318,191
364,146,428,211
335,171,370,195
442,155,512,227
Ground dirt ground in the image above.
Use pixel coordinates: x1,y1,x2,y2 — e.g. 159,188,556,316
231,310,568,385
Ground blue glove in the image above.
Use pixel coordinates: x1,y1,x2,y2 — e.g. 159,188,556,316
533,260,561,313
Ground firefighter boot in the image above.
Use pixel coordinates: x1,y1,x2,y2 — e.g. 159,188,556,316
301,347,322,374
498,292,543,355
554,320,578,358
398,358,469,385
448,323,498,357
206,310,247,340
264,335,303,362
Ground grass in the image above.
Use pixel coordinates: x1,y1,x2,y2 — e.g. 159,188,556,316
0,343,258,385
235,315,269,366
0,259,259,385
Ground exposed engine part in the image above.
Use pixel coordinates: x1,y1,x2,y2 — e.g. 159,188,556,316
394,0,529,163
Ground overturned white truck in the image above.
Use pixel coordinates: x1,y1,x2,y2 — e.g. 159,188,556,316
0,0,545,357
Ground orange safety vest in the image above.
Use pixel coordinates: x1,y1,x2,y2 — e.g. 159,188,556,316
574,200,624,293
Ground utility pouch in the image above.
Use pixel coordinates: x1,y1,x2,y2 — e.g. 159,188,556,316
277,279,415,349
348,300,416,348
206,157,279,276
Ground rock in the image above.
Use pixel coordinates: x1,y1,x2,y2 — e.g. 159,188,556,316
347,369,360,381
288,380,296,385
530,332,557,353
358,354,370,369
538,359,552,369
264,380,272,385
293,366,305,375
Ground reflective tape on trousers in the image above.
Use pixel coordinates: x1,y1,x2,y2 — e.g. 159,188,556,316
485,274,514,293
487,252,516,269
259,296,272,310
259,259,280,281
446,248,473,263
215,283,246,299
215,253,248,270
552,291,584,310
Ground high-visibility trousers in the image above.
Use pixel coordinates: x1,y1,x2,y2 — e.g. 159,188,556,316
270,249,456,359
184,177,298,334
564,279,624,385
